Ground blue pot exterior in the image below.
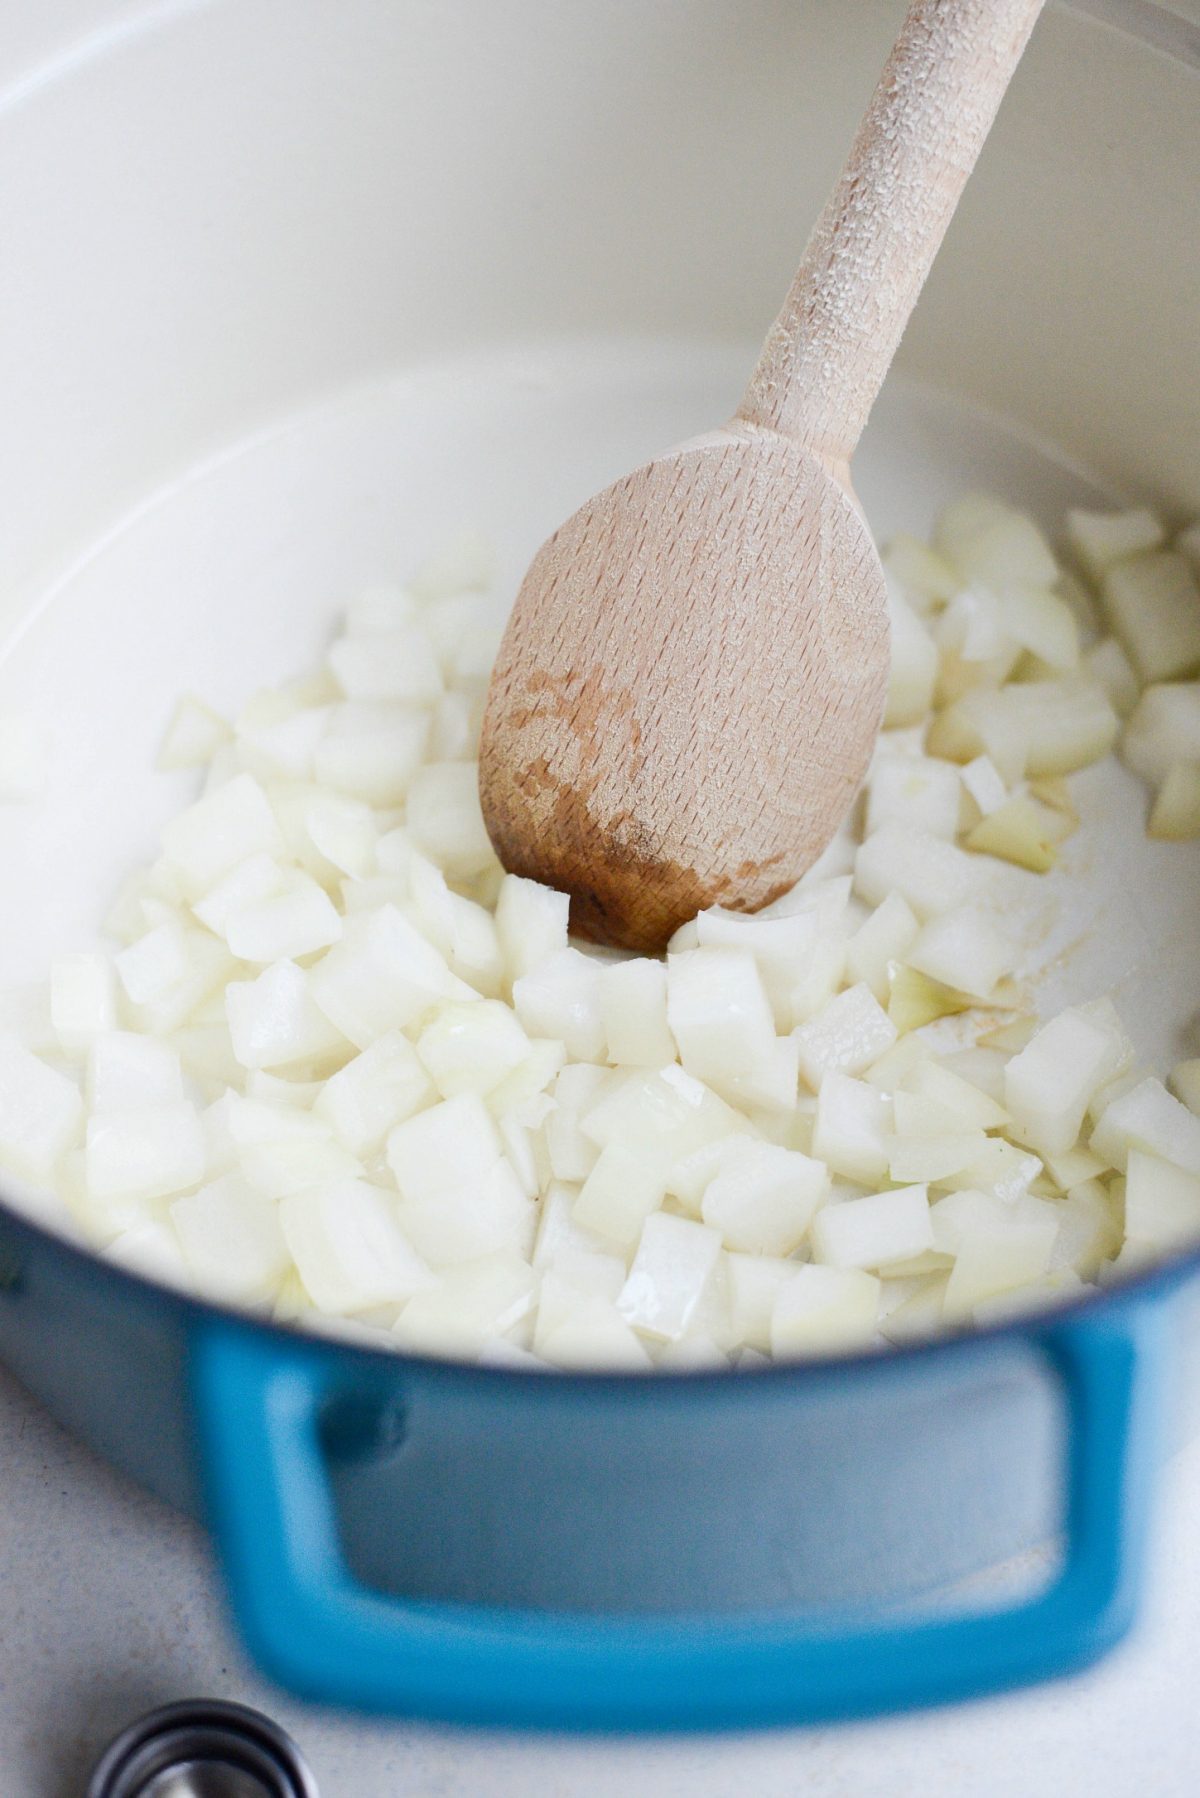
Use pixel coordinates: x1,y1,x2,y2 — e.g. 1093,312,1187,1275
0,1197,1190,1728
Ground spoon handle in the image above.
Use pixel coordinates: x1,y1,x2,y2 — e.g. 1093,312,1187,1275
737,0,1045,463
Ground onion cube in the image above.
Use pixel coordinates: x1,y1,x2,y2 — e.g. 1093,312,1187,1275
328,624,443,703
226,960,348,1069
406,761,495,878
770,1264,880,1356
416,1000,530,1098
86,1102,205,1208
845,891,919,1001
616,1213,723,1342
908,907,1015,1001
1121,682,1200,787
1149,762,1200,841
237,1136,362,1201
115,923,189,1006
237,706,331,783
395,1158,535,1266
487,1038,568,1119
792,983,897,1091
1050,1180,1121,1277
1170,1060,1200,1116
693,908,820,1023
159,773,284,899
314,1032,433,1155
225,879,343,963
598,958,675,1067
1100,551,1200,684
582,1065,743,1162
574,1142,670,1250
192,852,287,939
50,953,116,1049
313,702,430,805
171,1174,289,1303
310,905,465,1048
280,1180,434,1314
1084,639,1140,720
513,948,604,1062
537,1281,652,1371
495,874,570,985
666,949,777,1096
812,1185,933,1271
700,1140,827,1255
533,1184,626,1298
884,584,938,726
1066,507,1164,581
0,1036,82,1180
1005,584,1080,670
726,1254,797,1353
87,1032,184,1115
930,680,1117,779
393,1252,537,1357
719,1034,800,1117
344,582,417,635
104,1217,191,1287
300,794,377,880
1124,1148,1200,1252
545,1063,610,1181
1091,1077,1200,1176
866,755,961,840
942,1197,1059,1317
430,689,475,760
908,1061,1009,1131
1006,1008,1128,1156
386,1091,502,1204
966,795,1073,873
887,1127,988,1184
936,498,1058,588
855,824,988,919
813,1073,893,1183
883,532,960,608
961,754,1008,818
408,860,503,995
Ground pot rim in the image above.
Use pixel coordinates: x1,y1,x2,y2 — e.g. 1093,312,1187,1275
1,1183,1194,1392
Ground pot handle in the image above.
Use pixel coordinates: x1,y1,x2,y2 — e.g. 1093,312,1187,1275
190,1300,1168,1727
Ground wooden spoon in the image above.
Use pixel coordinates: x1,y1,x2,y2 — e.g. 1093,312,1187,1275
479,0,1045,953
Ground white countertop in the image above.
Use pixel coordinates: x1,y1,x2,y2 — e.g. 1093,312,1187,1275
1,1358,1196,1798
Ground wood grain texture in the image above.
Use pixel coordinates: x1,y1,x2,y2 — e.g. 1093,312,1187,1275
480,437,888,950
739,0,1045,458
479,0,1044,951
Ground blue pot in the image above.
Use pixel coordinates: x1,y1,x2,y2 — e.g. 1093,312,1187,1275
0,1192,1192,1730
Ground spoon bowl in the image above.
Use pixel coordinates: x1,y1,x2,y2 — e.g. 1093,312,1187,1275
480,433,888,950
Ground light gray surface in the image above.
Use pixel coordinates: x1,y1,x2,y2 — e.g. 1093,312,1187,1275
1,1358,1197,1798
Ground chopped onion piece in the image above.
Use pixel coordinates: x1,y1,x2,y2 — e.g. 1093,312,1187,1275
770,1264,880,1356
280,1179,434,1314
598,957,675,1067
1100,551,1200,684
792,983,897,1090
700,1140,827,1255
1124,1148,1200,1253
1148,762,1200,840
616,1213,724,1342
812,1185,933,1272
1066,507,1164,581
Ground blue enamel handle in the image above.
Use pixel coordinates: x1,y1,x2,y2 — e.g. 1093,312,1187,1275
190,1302,1167,1728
